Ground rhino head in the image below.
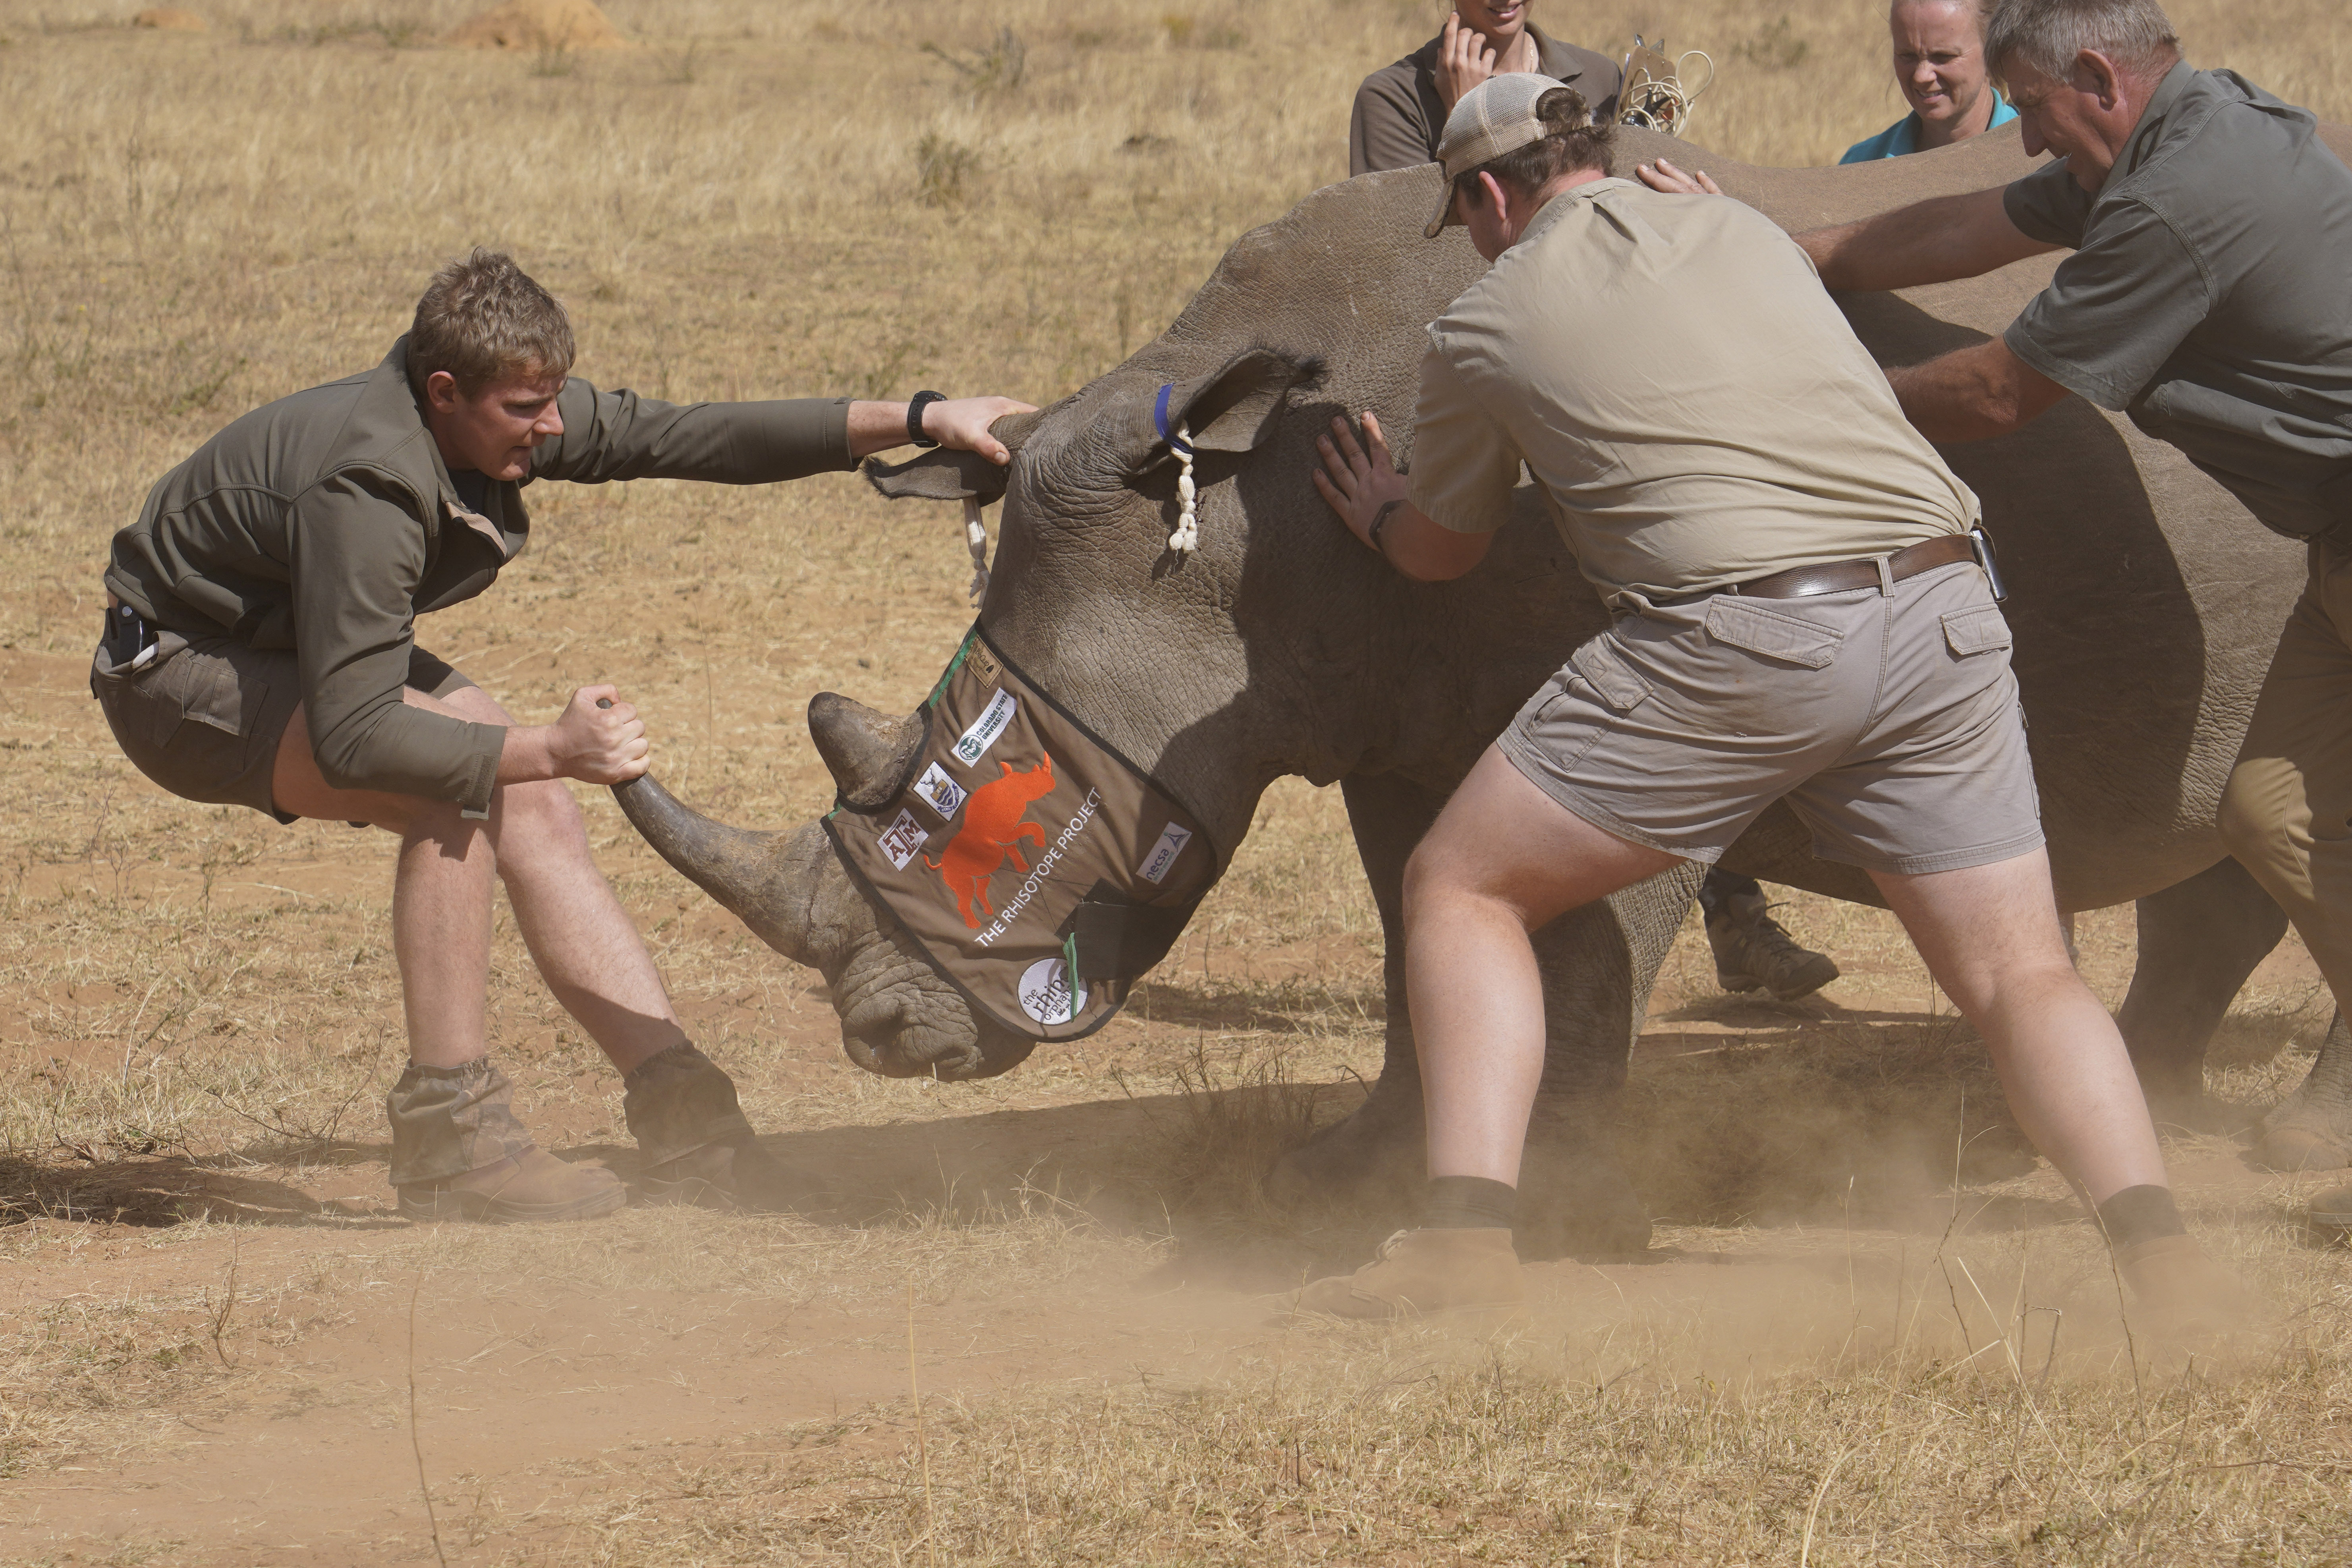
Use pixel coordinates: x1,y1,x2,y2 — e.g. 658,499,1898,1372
613,339,1360,1081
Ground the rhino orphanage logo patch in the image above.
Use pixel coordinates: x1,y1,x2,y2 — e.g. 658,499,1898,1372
1018,954,1086,1026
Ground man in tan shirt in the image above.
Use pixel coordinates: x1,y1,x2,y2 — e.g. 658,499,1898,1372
1294,75,2238,1324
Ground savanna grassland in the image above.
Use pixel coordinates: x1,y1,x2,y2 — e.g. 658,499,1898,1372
1,0,2350,1562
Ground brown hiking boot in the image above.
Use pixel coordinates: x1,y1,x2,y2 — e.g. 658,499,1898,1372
624,1042,826,1212
641,1135,826,1212
1707,889,1839,1002
2114,1234,2254,1334
398,1149,626,1224
1287,1228,1528,1323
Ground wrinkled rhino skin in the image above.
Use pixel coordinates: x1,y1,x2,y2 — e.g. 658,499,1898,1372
618,121,2352,1253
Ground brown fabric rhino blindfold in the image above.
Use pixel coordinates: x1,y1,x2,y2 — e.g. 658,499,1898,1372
822,625,1221,1043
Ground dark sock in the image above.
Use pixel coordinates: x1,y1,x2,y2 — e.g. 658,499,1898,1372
2095,1184,2186,1249
1698,867,1761,919
1424,1175,1518,1231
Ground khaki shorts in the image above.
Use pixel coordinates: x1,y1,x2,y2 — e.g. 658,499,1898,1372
91,625,473,824
1498,560,2043,875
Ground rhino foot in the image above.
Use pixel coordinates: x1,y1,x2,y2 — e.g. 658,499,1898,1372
1514,1134,1653,1262
2253,1095,2352,1172
1264,1089,1422,1218
2251,1020,2352,1172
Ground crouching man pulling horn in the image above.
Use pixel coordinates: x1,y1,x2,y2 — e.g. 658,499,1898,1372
1298,77,2246,1325
95,249,1032,1221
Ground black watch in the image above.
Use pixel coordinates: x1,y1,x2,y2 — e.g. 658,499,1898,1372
907,390,947,449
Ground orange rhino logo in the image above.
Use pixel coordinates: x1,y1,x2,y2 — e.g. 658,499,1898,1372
926,754,1056,929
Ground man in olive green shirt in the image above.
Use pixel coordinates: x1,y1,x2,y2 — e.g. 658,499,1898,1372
96,249,1030,1222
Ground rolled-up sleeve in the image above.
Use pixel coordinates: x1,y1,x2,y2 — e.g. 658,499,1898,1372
1404,343,1523,534
289,472,506,815
533,381,854,484
2003,199,2211,410
2002,161,2094,247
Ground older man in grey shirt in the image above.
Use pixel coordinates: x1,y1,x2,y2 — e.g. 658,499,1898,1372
1786,0,2352,1229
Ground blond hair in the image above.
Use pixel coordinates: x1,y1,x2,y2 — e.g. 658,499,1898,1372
406,248,575,398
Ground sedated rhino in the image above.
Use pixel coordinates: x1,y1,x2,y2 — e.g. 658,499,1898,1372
611,123,2352,1256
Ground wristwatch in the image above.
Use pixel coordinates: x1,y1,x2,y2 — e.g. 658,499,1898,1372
1368,498,1407,554
907,390,946,449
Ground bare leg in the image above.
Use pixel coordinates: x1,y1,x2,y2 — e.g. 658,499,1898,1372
1402,748,1681,1184
1872,850,2167,1205
271,685,684,1075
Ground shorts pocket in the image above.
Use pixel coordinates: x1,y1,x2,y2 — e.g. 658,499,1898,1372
1566,636,1650,713
145,645,266,744
1940,603,2013,657
1703,596,1845,669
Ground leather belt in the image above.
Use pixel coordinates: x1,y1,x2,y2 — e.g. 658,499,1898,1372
1727,532,1977,600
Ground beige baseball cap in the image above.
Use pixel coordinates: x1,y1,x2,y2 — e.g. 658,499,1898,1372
1424,72,1583,238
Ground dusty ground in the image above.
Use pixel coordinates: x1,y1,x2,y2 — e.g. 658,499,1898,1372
4,2,2351,1563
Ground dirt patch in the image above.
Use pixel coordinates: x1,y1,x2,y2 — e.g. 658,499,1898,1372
444,0,629,52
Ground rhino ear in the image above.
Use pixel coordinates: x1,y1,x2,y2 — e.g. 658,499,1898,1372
863,407,1048,504
1157,346,1326,455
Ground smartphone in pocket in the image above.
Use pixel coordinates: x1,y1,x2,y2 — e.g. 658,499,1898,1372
104,603,159,670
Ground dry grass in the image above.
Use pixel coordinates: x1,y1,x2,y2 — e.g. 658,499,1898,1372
2,0,2350,1561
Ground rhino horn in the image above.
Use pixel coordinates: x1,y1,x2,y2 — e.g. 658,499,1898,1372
610,774,822,965
808,692,925,810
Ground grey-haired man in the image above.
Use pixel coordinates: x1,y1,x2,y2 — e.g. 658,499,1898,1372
1779,0,2352,1232
1294,74,2240,1323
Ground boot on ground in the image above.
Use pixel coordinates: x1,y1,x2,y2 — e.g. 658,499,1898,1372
386,1057,620,1223
1707,889,1839,1002
624,1042,826,1212
2114,1233,2254,1334
398,1149,626,1223
1287,1228,1527,1323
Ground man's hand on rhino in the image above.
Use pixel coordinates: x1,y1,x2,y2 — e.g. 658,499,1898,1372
1314,412,1496,583
846,396,1039,464
1636,158,1722,197
1314,413,1411,549
923,395,1039,465
552,685,650,785
1435,12,1500,112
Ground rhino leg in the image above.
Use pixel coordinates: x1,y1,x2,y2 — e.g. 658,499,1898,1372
1265,773,1698,1260
1263,774,1437,1222
2115,856,2289,1130
2255,1011,2352,1171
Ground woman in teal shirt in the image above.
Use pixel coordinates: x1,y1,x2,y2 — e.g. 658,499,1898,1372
1841,0,2018,162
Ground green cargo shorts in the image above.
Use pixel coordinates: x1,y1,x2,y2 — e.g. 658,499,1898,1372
91,621,473,824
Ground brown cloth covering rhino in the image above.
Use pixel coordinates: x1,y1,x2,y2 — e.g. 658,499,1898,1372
611,122,2352,1255
823,625,1218,1042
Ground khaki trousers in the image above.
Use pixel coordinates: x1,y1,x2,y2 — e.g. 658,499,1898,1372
2219,544,2352,1007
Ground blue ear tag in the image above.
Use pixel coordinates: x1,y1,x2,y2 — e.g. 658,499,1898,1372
1153,383,1194,456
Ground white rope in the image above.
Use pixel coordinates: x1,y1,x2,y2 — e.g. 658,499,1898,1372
961,496,991,602
1167,421,1199,555
1618,45,1714,136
